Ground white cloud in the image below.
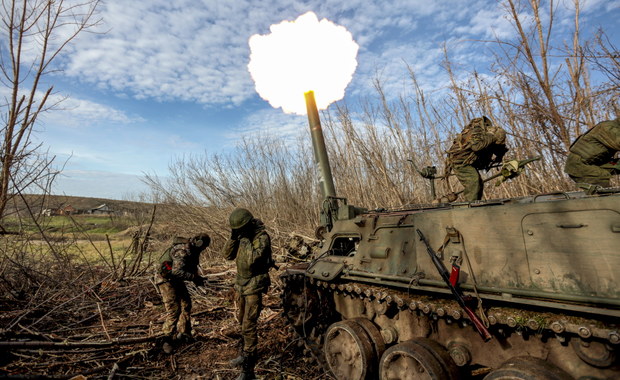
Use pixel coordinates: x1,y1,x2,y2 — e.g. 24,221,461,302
39,94,144,127
229,108,308,142
58,0,462,108
0,0,100,71
6,0,613,114
453,6,516,40
0,83,141,131
63,0,258,105
349,38,450,102
571,0,618,13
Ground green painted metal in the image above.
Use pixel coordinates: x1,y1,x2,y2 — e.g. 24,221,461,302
313,190,620,317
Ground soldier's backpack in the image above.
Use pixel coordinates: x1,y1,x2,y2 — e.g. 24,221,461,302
446,118,489,173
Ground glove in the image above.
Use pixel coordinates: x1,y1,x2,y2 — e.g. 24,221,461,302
495,160,522,185
170,269,183,277
170,269,195,281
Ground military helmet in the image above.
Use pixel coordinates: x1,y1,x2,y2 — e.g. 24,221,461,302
229,208,253,229
190,233,211,249
470,116,492,128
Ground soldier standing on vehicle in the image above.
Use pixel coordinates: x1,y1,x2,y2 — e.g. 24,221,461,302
565,118,620,187
224,208,273,380
155,233,210,354
446,116,508,201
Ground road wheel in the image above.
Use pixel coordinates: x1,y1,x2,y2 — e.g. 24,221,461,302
379,339,452,380
352,317,386,361
324,320,376,380
483,356,574,380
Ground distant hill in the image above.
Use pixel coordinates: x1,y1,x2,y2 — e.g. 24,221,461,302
5,194,155,217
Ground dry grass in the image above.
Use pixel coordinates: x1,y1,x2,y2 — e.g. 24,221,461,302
0,256,325,379
0,186,325,378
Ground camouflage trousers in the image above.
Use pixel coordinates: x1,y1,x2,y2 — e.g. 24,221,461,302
158,280,192,337
237,292,263,353
565,153,618,187
453,164,484,201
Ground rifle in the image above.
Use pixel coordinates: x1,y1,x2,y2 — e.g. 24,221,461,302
161,263,227,289
416,228,492,342
493,156,541,185
195,276,232,291
600,161,620,172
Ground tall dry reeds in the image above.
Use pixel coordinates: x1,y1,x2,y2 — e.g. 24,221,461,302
146,0,618,245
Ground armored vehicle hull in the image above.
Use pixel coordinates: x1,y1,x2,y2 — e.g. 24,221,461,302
281,190,620,379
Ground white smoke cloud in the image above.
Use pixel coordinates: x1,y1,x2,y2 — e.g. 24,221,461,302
248,12,359,115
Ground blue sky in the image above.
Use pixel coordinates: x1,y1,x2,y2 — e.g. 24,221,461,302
18,0,619,199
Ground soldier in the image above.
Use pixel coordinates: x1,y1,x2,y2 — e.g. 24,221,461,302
223,208,274,380
155,233,210,353
446,116,508,201
565,118,620,187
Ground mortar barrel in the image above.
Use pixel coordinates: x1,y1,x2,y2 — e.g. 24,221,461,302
305,90,336,199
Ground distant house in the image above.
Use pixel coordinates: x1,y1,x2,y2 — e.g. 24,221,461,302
57,205,77,215
90,204,115,215
41,208,53,217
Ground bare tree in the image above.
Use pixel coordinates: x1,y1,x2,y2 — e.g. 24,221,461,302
585,29,620,112
0,0,101,229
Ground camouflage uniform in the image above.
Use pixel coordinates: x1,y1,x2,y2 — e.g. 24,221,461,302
155,235,208,341
224,209,273,379
565,119,620,187
446,117,508,201
223,220,272,352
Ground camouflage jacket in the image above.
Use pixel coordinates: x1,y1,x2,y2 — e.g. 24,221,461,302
569,119,620,165
446,121,508,171
222,219,272,296
154,242,200,285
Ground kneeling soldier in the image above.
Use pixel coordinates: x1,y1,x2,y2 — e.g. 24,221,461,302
446,116,508,201
565,118,620,188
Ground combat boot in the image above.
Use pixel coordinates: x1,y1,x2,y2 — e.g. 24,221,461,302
175,332,194,344
229,353,245,367
229,339,245,367
235,351,256,380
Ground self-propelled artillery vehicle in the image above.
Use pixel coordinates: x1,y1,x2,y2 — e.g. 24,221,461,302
281,92,620,380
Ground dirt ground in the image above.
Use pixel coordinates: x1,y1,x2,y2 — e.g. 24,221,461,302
0,263,330,380
148,288,329,380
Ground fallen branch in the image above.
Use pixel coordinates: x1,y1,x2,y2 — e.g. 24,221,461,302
0,334,161,350
202,269,236,278
97,302,111,341
192,306,226,317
